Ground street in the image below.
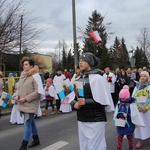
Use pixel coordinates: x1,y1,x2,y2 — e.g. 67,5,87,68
0,110,150,150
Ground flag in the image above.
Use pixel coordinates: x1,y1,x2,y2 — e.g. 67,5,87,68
54,79,74,100
72,81,84,97
0,92,11,108
88,30,101,42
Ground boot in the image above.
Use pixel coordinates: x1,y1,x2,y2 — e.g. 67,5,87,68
129,147,134,150
135,140,142,149
42,109,48,116
18,140,28,150
28,135,40,148
51,109,56,115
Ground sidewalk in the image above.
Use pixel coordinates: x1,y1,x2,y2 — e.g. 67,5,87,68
0,101,46,117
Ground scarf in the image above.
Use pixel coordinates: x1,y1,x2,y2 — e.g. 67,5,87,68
136,81,150,90
19,66,39,82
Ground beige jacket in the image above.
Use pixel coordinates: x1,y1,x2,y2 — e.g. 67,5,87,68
17,66,40,115
0,78,3,96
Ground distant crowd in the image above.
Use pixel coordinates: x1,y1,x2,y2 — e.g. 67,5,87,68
0,61,150,150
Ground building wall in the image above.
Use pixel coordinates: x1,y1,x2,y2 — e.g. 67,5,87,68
33,53,52,73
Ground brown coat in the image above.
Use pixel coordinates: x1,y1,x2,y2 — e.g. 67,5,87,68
17,66,40,114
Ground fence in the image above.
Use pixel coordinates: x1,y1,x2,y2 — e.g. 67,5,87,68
2,77,20,93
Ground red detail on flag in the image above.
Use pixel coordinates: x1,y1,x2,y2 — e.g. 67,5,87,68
88,31,101,43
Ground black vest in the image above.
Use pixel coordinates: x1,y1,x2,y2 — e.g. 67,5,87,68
76,74,107,122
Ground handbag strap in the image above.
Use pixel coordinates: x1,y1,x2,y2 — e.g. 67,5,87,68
112,102,130,127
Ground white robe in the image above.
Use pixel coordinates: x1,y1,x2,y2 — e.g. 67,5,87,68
103,72,116,93
10,104,24,124
132,86,150,140
89,74,114,112
78,121,106,150
77,74,114,150
32,73,45,101
44,85,58,100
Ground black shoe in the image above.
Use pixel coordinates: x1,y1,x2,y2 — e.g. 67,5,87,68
58,110,62,114
34,116,40,119
28,135,40,148
129,147,134,150
18,140,28,150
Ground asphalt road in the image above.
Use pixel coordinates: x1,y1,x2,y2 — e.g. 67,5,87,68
0,110,150,150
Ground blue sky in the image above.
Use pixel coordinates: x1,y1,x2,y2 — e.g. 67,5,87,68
25,0,150,54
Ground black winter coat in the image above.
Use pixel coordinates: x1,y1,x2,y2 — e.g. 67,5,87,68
71,69,107,122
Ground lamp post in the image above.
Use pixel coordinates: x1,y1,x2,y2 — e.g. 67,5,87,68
129,50,135,68
19,15,23,71
72,0,78,68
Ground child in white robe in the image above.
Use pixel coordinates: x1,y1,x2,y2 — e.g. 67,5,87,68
132,71,150,149
10,82,24,124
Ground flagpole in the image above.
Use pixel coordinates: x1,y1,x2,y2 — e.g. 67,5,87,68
72,0,78,68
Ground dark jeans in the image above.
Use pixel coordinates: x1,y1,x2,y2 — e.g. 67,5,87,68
45,100,54,110
111,93,117,106
56,99,61,111
129,87,134,96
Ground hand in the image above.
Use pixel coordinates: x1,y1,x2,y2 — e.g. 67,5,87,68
14,96,19,102
138,107,143,112
78,98,86,106
74,102,81,109
142,108,147,113
17,97,26,104
123,113,127,118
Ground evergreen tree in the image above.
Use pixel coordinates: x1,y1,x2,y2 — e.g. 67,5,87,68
109,37,129,69
109,37,121,69
67,49,74,69
62,45,67,69
120,37,130,69
72,42,81,68
134,47,149,68
82,10,111,69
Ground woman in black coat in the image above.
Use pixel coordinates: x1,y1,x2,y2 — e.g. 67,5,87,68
118,70,130,91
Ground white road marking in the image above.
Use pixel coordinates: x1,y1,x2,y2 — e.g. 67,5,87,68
41,140,69,150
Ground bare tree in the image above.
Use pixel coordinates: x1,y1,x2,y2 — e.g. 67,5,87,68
137,27,150,60
0,0,41,70
49,51,59,70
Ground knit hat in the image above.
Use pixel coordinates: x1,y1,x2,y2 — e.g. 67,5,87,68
46,78,53,83
119,85,130,99
140,71,149,79
79,52,99,67
9,72,13,76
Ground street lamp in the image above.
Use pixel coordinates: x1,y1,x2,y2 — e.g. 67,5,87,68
72,0,78,68
19,15,23,71
129,50,135,68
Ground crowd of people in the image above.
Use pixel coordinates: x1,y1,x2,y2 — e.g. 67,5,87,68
0,53,150,150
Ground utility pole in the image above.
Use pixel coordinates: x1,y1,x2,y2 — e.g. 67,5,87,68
72,0,78,68
19,15,23,71
58,40,61,65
